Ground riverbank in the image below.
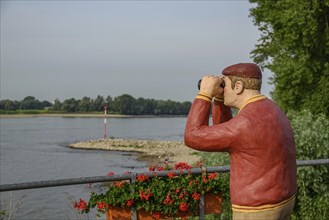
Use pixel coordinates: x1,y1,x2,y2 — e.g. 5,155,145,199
0,113,136,118
0,113,186,118
68,139,201,166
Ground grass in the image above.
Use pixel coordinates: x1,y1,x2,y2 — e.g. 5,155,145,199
0,109,49,114
0,192,21,220
197,152,230,166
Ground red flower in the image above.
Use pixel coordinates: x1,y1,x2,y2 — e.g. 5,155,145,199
179,190,188,200
192,192,201,201
139,190,152,201
149,165,166,171
149,166,157,171
115,181,124,188
126,199,134,207
174,162,192,171
179,202,189,212
208,173,218,179
163,194,174,205
107,171,115,176
96,202,107,210
74,199,87,211
202,176,208,183
157,166,165,171
137,174,149,182
167,172,175,178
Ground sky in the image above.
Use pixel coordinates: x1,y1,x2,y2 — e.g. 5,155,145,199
0,0,274,102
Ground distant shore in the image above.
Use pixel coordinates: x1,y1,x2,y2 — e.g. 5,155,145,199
68,138,200,166
0,113,187,118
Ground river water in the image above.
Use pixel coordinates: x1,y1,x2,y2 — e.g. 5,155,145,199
0,116,187,219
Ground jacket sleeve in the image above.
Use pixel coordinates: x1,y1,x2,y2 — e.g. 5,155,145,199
212,100,233,125
184,98,235,152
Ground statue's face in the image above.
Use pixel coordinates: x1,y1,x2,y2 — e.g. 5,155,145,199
223,77,235,107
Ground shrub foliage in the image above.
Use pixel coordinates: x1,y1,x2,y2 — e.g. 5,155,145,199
289,110,329,219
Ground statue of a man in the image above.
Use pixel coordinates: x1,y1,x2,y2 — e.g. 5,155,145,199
184,63,297,220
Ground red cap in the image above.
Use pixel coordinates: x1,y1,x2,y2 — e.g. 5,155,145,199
222,63,262,79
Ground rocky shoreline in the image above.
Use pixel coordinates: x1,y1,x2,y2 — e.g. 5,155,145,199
68,138,201,166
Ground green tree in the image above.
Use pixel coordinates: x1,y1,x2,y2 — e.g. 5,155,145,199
79,96,93,112
51,98,62,111
113,94,136,114
135,97,147,115
20,96,43,109
0,99,19,110
61,98,78,112
22,96,36,101
105,95,113,112
249,0,329,116
93,95,106,112
178,101,192,115
144,99,156,114
41,100,52,108
154,100,165,115
164,100,177,115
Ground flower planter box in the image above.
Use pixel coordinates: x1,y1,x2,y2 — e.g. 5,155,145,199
106,205,131,220
106,193,222,220
204,192,222,214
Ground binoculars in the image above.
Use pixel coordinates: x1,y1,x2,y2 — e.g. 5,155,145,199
197,79,225,90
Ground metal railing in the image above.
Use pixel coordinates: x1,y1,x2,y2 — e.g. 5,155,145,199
0,165,231,192
0,159,328,220
1,159,329,192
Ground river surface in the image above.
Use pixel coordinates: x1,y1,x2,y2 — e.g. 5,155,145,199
0,116,187,219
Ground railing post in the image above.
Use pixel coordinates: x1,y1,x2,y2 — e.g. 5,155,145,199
131,173,137,220
199,194,205,220
199,167,207,220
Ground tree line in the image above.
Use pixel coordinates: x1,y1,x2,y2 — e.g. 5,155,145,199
0,94,192,115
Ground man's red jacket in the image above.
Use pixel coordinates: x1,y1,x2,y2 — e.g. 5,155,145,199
184,96,297,208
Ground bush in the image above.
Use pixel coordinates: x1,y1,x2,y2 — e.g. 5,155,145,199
288,110,329,219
